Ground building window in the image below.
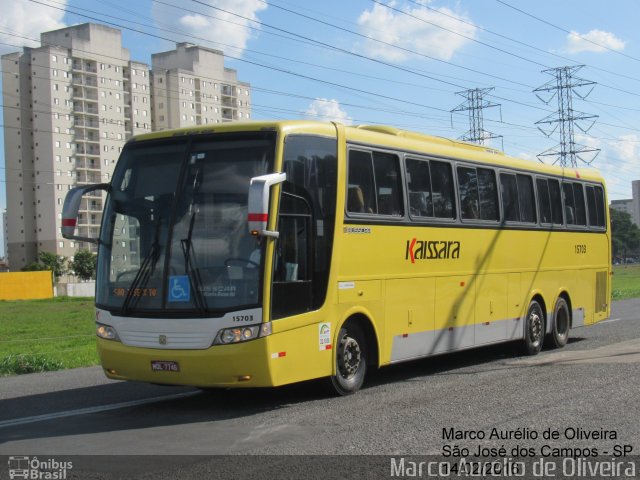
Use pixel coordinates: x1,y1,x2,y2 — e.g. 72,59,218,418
55,141,61,147
59,241,64,248
56,155,61,162
52,55,57,62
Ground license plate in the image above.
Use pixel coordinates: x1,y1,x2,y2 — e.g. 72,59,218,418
151,360,180,372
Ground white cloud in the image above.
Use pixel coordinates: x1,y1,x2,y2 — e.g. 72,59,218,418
576,134,640,200
304,99,352,125
610,134,639,163
0,0,67,54
356,2,476,62
564,29,626,54
151,0,267,55
516,152,536,162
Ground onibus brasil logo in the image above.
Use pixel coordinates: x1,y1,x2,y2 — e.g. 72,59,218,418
8,456,73,479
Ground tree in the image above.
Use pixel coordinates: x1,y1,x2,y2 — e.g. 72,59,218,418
610,209,640,260
38,251,68,280
70,249,97,281
21,262,47,272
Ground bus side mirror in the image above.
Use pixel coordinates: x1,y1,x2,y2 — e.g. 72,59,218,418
248,172,286,238
62,183,110,244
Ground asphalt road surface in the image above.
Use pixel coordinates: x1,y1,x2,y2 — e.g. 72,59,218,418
1,299,639,479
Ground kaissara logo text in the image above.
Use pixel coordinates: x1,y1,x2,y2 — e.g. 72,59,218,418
405,238,461,263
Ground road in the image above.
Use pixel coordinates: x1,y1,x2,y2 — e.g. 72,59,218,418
1,299,639,478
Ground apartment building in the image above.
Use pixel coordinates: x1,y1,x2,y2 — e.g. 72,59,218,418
1,23,150,270
2,25,252,271
151,42,251,129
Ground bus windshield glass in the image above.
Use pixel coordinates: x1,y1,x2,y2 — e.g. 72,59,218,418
96,132,275,316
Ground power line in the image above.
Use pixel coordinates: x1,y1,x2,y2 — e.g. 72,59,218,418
403,0,640,85
495,0,640,63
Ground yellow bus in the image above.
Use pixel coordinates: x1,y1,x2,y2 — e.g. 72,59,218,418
62,121,611,395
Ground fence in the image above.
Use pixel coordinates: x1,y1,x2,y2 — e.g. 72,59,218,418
55,282,96,297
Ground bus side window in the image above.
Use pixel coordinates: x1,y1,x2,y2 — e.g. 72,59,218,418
563,183,576,225
373,151,403,216
586,186,598,228
594,186,606,228
548,179,564,225
536,178,552,224
458,167,480,220
347,149,403,217
517,174,537,223
477,168,499,221
406,158,434,217
573,183,587,226
347,150,376,214
431,161,456,219
500,173,519,222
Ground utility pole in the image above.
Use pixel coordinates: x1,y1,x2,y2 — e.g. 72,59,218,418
451,87,502,149
534,65,599,167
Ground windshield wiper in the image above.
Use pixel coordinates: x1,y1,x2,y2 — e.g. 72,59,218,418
121,216,162,315
181,207,207,313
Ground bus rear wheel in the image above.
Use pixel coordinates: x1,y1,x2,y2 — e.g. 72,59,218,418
549,297,570,348
329,324,367,396
522,300,544,355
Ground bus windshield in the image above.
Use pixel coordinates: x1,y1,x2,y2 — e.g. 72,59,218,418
96,132,275,316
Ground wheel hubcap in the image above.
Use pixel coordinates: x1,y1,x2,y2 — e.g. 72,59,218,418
338,336,361,379
529,309,542,346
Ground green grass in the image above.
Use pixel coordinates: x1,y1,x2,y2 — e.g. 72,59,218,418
0,297,98,376
612,264,640,300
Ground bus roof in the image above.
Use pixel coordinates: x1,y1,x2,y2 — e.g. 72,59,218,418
130,120,605,184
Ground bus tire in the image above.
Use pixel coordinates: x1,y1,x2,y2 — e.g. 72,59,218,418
522,299,544,355
549,297,570,348
329,324,367,396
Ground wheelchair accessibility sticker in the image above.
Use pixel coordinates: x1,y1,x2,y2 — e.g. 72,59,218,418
168,275,191,302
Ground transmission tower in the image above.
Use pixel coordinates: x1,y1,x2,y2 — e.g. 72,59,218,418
451,87,503,148
534,65,600,167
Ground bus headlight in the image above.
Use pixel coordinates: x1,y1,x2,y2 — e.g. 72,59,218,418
214,322,271,345
96,323,120,342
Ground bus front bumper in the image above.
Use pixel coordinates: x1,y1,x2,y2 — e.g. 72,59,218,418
97,337,274,388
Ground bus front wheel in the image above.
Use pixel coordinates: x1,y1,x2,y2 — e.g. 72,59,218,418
329,324,367,396
522,300,544,355
549,297,570,348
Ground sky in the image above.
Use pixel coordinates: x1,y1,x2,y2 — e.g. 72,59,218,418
1,0,640,257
